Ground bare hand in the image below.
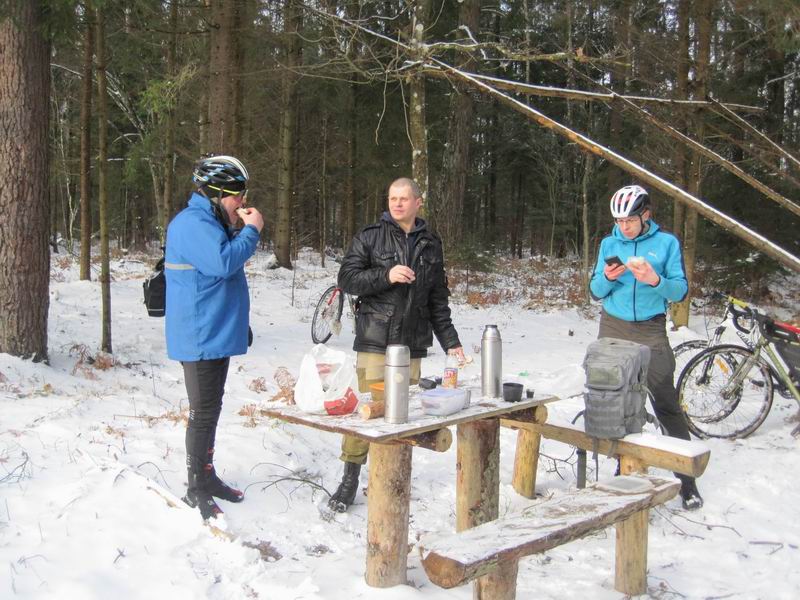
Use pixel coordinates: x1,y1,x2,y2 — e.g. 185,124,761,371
604,263,626,281
448,346,467,366
237,207,264,233
388,265,416,284
627,258,660,286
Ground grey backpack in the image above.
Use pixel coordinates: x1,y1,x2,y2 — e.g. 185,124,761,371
582,337,650,439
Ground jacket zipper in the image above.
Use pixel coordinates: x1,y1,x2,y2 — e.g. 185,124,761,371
632,241,638,321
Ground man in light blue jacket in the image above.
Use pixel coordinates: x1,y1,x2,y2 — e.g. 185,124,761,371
165,155,264,520
590,184,702,510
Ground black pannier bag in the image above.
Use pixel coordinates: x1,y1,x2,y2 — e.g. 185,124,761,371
143,254,166,317
765,320,800,385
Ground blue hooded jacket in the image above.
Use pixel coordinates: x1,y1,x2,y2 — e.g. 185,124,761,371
164,193,260,361
589,220,687,322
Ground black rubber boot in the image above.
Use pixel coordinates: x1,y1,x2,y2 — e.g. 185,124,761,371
327,461,362,513
678,475,704,510
205,448,244,503
183,468,223,520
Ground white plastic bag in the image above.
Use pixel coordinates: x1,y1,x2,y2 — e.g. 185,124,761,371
294,344,356,414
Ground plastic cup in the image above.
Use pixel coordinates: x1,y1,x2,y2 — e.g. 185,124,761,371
502,382,523,402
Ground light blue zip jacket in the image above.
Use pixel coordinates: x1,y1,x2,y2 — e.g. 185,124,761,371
164,193,260,361
589,220,687,322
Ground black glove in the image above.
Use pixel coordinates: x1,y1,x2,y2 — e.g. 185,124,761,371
248,326,253,347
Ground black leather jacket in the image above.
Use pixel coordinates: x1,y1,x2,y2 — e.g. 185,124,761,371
337,214,461,358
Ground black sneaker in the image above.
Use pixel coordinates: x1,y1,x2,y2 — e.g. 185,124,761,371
680,479,704,510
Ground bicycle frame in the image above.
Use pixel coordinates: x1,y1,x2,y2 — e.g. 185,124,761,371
702,329,799,407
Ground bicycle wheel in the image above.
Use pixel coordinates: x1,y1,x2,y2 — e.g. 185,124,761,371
678,344,773,439
673,339,709,385
311,286,344,344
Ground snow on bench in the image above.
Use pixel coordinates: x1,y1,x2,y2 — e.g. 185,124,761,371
420,474,680,599
531,418,710,476
501,409,710,499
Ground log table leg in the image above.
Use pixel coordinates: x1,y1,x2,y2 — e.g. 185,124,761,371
509,406,548,499
457,419,516,600
365,442,412,587
616,456,649,595
457,419,500,531
615,509,649,595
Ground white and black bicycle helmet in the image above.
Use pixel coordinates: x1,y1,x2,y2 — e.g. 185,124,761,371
609,185,649,219
192,155,249,196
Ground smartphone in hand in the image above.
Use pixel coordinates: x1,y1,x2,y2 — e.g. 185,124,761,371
604,255,624,268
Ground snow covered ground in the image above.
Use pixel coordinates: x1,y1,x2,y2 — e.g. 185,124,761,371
1,250,798,599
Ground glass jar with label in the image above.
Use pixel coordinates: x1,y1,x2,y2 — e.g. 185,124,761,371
442,353,459,388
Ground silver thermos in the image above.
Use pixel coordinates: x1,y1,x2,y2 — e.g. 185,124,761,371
481,325,502,398
384,344,411,423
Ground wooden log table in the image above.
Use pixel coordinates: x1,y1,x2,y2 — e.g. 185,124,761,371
261,388,558,588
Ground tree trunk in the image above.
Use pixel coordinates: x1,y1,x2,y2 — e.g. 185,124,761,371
320,112,328,266
207,0,237,152
0,0,51,362
198,0,212,154
95,5,112,353
341,0,360,248
161,0,179,235
582,154,593,303
672,0,714,328
79,5,93,281
764,12,786,146
607,0,631,201
409,0,431,205
274,0,303,269
432,0,479,248
672,0,694,243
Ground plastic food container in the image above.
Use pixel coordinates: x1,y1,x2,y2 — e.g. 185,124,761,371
420,388,471,416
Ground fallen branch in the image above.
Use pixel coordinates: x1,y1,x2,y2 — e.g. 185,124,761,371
666,508,742,537
749,540,784,555
653,507,705,540
419,66,763,113
431,60,800,272
711,97,800,173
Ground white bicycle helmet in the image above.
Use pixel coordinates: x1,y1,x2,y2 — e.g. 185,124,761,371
609,185,649,218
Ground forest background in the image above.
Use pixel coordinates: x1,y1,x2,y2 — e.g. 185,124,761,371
1,0,798,362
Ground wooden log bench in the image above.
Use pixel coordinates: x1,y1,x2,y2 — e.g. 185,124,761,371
501,407,711,498
420,474,680,599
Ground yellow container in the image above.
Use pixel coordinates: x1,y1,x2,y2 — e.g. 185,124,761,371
369,382,385,403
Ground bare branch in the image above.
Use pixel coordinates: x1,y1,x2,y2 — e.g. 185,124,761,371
710,97,800,173
613,94,800,218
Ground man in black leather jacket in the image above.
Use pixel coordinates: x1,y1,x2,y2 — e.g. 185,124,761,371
327,177,465,512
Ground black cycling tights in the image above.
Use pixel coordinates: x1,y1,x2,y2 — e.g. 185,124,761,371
182,358,230,470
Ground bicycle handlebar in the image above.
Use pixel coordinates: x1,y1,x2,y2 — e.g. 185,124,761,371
714,291,754,334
